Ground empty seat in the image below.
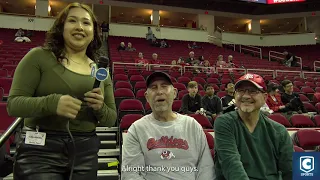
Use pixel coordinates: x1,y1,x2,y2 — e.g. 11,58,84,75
114,81,132,90
293,129,320,150
113,74,128,81
118,99,144,120
188,114,213,129
0,77,12,96
120,114,144,130
114,88,135,108
290,114,315,127
268,113,291,127
302,102,317,112
172,100,182,112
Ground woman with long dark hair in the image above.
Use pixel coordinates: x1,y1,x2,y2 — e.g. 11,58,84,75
7,3,117,180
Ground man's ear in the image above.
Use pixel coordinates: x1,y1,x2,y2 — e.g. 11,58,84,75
173,87,178,99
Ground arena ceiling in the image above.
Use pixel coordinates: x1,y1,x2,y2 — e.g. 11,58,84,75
0,0,317,33
114,0,320,15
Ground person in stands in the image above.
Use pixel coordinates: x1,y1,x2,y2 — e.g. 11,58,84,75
151,53,162,64
221,83,235,108
281,80,307,114
100,21,109,41
117,42,126,51
185,51,196,65
125,42,136,51
214,73,293,180
180,81,202,114
14,28,31,43
216,55,226,68
7,3,117,179
201,84,222,124
135,52,148,67
266,83,290,113
121,72,215,180
283,50,299,67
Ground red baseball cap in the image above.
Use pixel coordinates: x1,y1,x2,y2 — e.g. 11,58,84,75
235,73,267,92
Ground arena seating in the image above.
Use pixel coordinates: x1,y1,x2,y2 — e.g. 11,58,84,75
1,28,320,179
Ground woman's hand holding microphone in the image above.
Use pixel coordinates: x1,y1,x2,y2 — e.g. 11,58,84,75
56,88,104,119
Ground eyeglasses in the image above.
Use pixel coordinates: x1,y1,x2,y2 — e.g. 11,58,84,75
236,88,263,96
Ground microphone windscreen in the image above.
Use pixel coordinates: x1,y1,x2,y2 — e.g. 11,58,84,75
98,56,109,68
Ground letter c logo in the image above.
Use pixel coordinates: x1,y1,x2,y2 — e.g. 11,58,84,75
302,159,312,170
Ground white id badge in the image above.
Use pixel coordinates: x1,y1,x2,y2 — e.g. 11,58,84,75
25,131,46,146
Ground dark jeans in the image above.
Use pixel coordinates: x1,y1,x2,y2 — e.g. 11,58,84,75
13,126,100,180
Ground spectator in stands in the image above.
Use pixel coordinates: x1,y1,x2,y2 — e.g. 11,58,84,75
281,80,307,114
125,42,136,51
14,28,31,43
100,21,109,41
135,52,148,66
150,37,161,47
202,84,222,124
121,71,215,180
7,3,117,179
160,39,169,48
117,42,126,51
216,55,226,68
221,83,235,108
188,42,202,49
151,53,162,64
170,60,180,72
266,83,289,113
185,51,195,65
202,60,212,73
146,26,154,41
283,50,299,67
180,81,202,114
214,73,293,180
226,55,237,68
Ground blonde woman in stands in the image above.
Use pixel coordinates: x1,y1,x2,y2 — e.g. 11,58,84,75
7,3,117,180
215,55,226,68
14,28,31,43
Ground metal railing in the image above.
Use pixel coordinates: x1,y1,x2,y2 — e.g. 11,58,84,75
148,64,183,76
111,62,318,80
239,45,262,59
269,51,303,70
207,35,236,51
275,70,302,78
302,71,320,79
0,117,23,149
314,61,320,72
246,69,275,78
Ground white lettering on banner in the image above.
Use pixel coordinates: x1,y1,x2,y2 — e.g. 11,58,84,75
270,0,305,3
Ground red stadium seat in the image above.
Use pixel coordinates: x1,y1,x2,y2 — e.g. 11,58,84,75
293,129,320,150
188,114,213,129
268,113,291,127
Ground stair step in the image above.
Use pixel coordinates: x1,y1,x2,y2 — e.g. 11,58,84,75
3,170,119,180
97,133,117,141
100,140,117,149
98,148,120,157
98,158,119,170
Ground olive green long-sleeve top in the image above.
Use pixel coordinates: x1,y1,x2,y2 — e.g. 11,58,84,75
7,47,117,132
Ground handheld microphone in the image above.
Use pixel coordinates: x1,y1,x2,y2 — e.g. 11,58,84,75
92,56,110,88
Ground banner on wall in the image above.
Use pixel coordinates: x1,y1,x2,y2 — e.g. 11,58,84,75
267,0,306,4
241,0,306,4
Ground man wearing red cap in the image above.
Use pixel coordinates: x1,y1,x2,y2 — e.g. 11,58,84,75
214,73,293,180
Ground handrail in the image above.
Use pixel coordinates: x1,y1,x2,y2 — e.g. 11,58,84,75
208,35,236,51
269,51,303,70
148,64,183,76
112,62,149,75
239,45,262,59
0,117,23,149
183,65,215,74
275,70,302,78
314,61,320,72
246,69,275,78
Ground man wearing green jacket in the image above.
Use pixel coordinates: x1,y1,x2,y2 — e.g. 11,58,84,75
214,73,293,180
